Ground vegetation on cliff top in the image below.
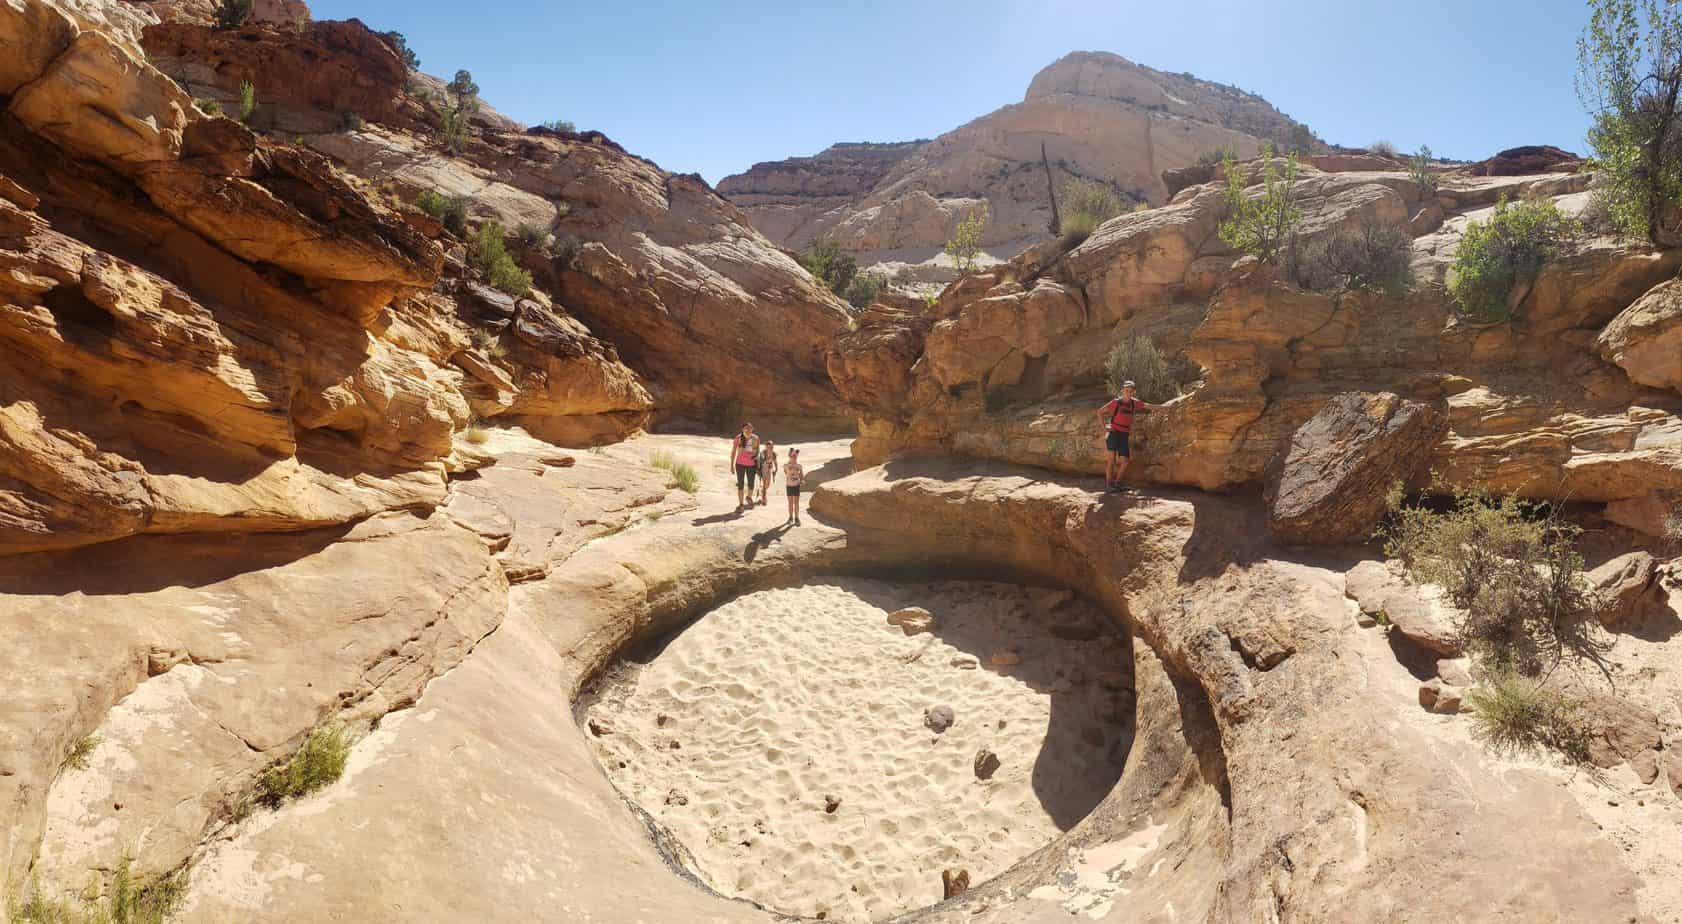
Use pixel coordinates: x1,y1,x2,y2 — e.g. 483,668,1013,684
1218,144,1301,264
1448,195,1577,322
1578,0,1682,245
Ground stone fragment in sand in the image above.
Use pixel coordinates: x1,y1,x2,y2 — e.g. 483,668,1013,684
887,606,937,635
974,748,1001,780
925,705,955,733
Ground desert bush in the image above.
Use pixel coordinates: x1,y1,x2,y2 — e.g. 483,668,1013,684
467,222,533,297
1104,334,1187,404
1369,139,1399,159
1291,220,1413,296
1382,487,1607,676
552,234,583,269
1059,177,1125,249
464,422,489,444
514,221,552,254
254,724,350,809
384,31,419,70
944,203,989,274
194,98,222,117
1465,672,1594,767
62,734,99,772
1447,195,1577,322
469,327,506,361
11,854,185,924
797,239,857,296
541,119,577,133
415,190,468,236
1663,506,1682,555
1283,123,1317,155
213,0,251,29
1219,144,1301,263
650,451,700,493
439,108,469,155
238,80,256,123
842,272,885,308
1408,144,1439,195
1195,145,1237,167
1578,0,1682,244
340,110,363,132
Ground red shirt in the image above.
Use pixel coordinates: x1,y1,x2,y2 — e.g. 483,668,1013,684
1102,397,1140,433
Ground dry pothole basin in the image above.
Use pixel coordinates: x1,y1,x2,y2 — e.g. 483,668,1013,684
579,575,1137,923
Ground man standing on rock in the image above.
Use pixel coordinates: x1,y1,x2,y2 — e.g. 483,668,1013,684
1097,381,1161,494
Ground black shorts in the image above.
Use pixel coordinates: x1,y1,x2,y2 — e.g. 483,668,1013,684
1105,430,1130,457
786,485,801,497
736,463,757,490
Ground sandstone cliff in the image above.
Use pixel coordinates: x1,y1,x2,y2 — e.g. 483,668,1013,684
719,52,1318,274
829,159,1682,540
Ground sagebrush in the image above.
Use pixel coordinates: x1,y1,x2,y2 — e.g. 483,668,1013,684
1059,177,1125,249
1448,195,1577,322
1465,672,1594,767
944,204,988,274
467,222,533,297
10,854,186,924
1104,335,1188,404
415,190,468,237
1291,220,1413,296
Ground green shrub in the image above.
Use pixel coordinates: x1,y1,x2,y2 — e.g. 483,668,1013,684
254,724,350,809
541,119,577,133
1465,673,1594,767
1104,334,1187,404
439,108,469,155
1218,144,1301,263
447,69,480,114
552,234,583,269
469,327,506,360
796,239,857,296
1578,0,1682,244
62,734,99,772
670,462,700,494
194,98,222,117
1291,220,1413,296
1059,177,1124,248
1664,506,1682,555
1369,139,1399,159
842,272,885,308
384,31,419,71
1381,487,1607,676
11,854,185,924
1447,195,1577,322
1408,144,1439,196
238,80,256,123
1195,145,1237,167
649,449,676,471
944,203,988,274
514,221,551,253
415,190,468,237
213,0,251,30
466,222,532,297
1282,123,1317,155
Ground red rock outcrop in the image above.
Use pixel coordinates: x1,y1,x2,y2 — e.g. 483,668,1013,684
830,159,1682,534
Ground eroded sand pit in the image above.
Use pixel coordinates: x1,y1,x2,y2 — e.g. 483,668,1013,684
583,578,1135,922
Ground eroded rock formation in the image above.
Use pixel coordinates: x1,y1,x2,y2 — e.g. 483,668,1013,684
718,52,1318,272
829,157,1682,537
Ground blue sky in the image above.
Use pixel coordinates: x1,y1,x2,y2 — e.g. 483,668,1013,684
311,0,1599,185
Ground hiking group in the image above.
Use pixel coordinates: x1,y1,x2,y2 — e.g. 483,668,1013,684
1096,380,1162,494
729,422,805,524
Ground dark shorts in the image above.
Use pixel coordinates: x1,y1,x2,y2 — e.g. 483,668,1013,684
1106,430,1130,457
786,485,801,497
736,463,757,490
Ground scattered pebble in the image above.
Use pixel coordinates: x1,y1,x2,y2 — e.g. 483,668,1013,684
942,868,970,899
974,749,1001,780
824,795,842,814
588,718,611,736
925,705,956,734
950,655,979,670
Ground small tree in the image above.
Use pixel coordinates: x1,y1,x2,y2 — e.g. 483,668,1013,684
1368,139,1399,159
415,190,469,236
842,272,885,308
1577,0,1682,244
797,239,857,296
1104,334,1186,404
439,108,469,155
447,69,481,115
1219,144,1301,263
384,31,420,71
1408,145,1439,195
541,119,577,133
213,0,252,30
1447,195,1577,322
466,222,533,297
238,80,257,123
944,203,988,274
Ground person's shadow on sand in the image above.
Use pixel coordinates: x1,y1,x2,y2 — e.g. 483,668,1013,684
743,522,793,562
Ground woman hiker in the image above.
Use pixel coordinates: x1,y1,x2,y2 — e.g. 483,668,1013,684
1096,381,1163,494
784,447,805,525
757,439,778,507
730,422,761,509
